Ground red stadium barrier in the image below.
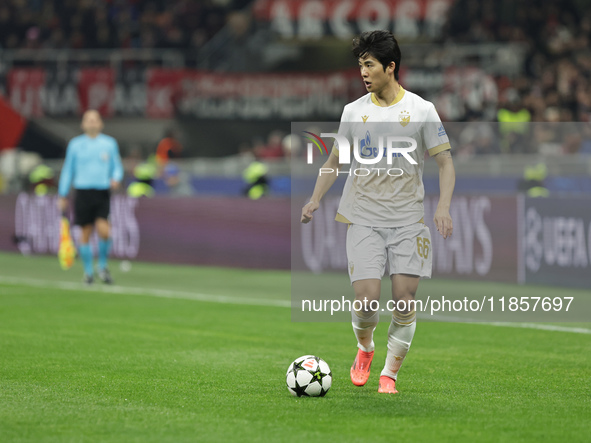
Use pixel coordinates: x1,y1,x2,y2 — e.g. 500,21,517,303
6,67,364,120
4,66,494,122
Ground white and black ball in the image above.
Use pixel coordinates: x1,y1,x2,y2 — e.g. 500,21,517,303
286,355,332,397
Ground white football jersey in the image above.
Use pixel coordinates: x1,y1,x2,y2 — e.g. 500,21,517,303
334,87,450,227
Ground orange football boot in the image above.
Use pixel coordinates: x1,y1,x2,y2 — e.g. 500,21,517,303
350,349,374,386
378,375,399,394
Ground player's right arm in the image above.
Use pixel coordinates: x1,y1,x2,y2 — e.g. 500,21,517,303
57,140,75,211
301,150,341,224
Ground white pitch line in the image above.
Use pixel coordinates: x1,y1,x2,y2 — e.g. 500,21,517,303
0,275,291,308
1,276,590,335
478,322,591,335
417,313,591,334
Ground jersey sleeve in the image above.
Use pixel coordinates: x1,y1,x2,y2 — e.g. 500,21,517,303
110,139,124,182
423,104,451,157
58,140,75,197
332,106,351,157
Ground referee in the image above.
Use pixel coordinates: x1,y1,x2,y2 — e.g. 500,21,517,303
58,110,123,285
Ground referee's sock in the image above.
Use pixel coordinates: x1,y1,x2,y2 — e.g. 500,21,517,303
79,243,94,276
98,238,112,271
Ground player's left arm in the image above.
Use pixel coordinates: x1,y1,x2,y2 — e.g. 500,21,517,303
433,149,455,239
110,140,124,191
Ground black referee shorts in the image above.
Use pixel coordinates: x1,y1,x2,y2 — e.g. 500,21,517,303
74,189,111,226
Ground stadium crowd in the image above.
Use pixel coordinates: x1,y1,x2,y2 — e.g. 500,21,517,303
445,0,591,124
0,0,252,51
1,0,590,157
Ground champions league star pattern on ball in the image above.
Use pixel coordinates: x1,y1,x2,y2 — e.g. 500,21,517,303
286,355,332,397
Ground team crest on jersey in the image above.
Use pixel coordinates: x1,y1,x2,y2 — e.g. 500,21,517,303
399,110,410,127
362,115,369,123
101,152,109,161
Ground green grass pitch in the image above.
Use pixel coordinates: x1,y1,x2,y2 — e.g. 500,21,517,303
0,252,589,442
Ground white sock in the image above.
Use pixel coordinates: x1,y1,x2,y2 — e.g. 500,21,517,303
351,307,379,352
381,311,416,380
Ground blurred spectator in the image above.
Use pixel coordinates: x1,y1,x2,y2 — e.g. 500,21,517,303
281,134,302,158
242,160,269,200
211,9,269,71
127,160,157,198
255,130,284,160
28,164,56,195
497,89,532,153
155,129,183,166
457,121,499,156
161,162,192,196
518,163,549,197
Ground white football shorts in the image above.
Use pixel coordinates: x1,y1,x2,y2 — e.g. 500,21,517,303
346,222,432,283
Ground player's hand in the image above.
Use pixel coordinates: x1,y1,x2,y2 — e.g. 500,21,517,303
110,180,120,191
301,201,319,224
57,197,68,212
434,206,453,239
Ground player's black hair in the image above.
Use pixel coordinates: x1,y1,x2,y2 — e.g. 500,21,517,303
352,30,401,80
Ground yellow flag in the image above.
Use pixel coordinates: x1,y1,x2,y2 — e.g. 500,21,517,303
58,217,76,270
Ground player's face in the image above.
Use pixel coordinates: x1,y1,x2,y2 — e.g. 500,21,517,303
81,110,104,136
358,55,394,93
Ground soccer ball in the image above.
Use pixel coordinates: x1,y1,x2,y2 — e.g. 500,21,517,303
286,355,332,397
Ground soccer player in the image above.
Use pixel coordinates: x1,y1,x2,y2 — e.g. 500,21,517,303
301,31,455,394
58,110,123,285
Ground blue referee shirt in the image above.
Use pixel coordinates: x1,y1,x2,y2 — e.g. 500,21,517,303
58,134,124,197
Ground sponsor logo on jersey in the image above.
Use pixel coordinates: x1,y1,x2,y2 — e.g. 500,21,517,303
362,115,369,123
359,131,404,160
438,124,446,137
